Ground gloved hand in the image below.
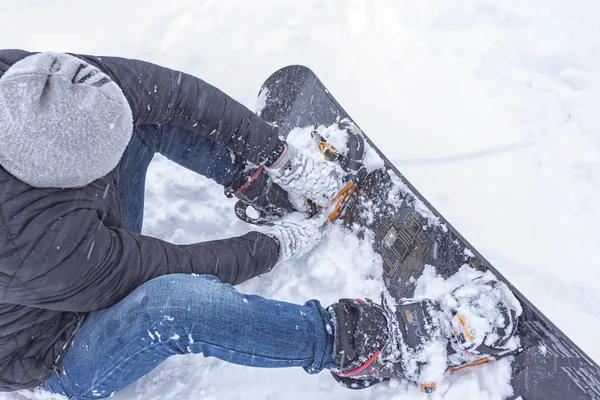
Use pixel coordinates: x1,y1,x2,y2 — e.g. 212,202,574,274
225,160,297,221
265,143,347,207
265,213,329,263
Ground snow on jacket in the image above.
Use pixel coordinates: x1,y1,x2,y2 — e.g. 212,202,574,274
0,49,282,391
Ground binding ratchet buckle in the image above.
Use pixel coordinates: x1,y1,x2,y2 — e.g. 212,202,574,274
326,181,356,222
305,182,356,222
420,383,437,398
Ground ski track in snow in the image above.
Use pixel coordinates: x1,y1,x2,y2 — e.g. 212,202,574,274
2,0,600,399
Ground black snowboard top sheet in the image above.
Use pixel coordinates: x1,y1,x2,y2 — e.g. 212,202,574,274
258,65,600,400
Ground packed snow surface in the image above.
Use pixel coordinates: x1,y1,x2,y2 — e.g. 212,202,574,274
2,0,600,399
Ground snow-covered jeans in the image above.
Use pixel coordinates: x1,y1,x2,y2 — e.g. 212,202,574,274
39,124,336,399
41,274,334,399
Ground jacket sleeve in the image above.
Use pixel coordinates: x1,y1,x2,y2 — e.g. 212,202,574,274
77,53,286,166
4,209,280,312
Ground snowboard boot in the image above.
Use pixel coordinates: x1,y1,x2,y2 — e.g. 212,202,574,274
326,276,522,392
326,297,445,390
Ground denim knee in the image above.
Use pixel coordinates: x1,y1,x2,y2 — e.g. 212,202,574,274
138,273,221,292
134,273,222,307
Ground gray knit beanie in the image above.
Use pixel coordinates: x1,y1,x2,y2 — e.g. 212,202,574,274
0,52,133,188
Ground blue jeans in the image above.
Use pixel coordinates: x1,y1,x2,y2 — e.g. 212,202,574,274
41,125,335,399
117,124,239,234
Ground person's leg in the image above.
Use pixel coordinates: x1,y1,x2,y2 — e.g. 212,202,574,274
41,274,334,400
118,125,238,233
156,124,238,189
117,124,157,234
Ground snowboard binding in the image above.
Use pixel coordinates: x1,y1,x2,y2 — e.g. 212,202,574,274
446,276,523,366
304,120,370,222
328,277,523,395
231,120,369,226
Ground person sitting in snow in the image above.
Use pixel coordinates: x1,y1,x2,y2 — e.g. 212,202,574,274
0,50,520,399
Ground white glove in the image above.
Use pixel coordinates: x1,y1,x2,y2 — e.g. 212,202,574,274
265,213,329,263
266,144,346,207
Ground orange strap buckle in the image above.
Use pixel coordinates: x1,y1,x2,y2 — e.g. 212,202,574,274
454,314,474,343
420,383,437,393
326,181,356,222
450,357,490,373
318,141,336,161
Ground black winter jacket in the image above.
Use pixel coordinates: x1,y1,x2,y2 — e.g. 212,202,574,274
0,49,282,391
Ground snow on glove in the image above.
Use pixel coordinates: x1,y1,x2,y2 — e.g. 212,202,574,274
265,212,328,263
266,144,347,207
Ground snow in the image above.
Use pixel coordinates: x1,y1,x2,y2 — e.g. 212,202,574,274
2,0,600,399
267,138,348,207
255,88,269,116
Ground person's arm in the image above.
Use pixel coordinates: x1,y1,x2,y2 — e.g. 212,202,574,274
4,209,279,312
0,49,286,165
78,54,286,166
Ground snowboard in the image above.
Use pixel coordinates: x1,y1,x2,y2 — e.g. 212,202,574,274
257,65,600,400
